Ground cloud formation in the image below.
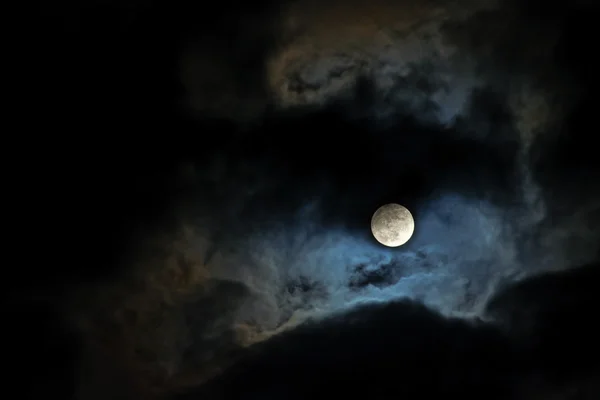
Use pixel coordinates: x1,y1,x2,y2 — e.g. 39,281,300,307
173,264,600,399
33,1,600,399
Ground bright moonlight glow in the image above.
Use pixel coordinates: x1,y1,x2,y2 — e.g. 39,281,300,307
371,203,415,247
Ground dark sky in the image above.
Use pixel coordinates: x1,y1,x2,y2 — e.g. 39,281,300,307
16,0,600,399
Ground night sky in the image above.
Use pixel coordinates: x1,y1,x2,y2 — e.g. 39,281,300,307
17,0,600,399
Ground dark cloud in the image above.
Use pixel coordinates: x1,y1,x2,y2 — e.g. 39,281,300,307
174,299,522,400
23,0,600,399
172,265,600,399
486,263,600,382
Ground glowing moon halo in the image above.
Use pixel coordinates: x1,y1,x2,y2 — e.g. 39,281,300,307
371,203,415,247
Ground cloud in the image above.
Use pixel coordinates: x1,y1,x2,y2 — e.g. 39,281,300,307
264,0,576,138
71,103,600,398
172,267,600,399
172,299,520,399
486,263,600,381
47,1,600,398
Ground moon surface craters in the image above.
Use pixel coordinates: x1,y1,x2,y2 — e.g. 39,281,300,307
371,203,415,247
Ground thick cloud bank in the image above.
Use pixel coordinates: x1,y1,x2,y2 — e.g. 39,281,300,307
173,264,600,399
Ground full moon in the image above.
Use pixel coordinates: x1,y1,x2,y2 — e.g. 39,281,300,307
371,203,415,247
